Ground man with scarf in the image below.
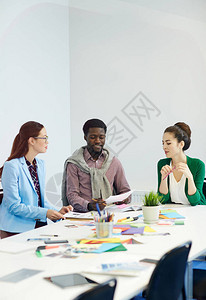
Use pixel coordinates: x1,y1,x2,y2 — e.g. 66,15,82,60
61,119,130,212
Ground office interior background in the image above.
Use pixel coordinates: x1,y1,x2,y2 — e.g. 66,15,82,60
1,0,206,208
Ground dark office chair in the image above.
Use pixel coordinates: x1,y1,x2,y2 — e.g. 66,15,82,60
73,278,117,300
193,268,206,299
144,241,192,300
192,178,206,299
0,188,3,205
203,178,206,198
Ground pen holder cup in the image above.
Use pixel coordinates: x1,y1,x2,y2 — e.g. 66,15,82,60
95,222,114,238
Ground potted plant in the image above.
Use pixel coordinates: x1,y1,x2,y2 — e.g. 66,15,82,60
142,191,163,224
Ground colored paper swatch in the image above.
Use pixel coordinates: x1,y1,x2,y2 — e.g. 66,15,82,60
122,227,144,235
161,212,185,219
92,243,122,253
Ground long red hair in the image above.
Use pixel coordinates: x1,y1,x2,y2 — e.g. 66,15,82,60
0,121,44,177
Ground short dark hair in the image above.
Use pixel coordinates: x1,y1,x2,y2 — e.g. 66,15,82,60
83,118,107,136
164,122,191,151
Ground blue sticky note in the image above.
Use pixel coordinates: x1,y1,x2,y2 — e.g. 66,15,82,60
92,243,121,253
162,212,185,219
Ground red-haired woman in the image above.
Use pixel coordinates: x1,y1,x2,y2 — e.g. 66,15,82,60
0,121,72,238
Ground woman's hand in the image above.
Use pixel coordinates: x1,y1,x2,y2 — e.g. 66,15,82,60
159,165,172,194
46,209,64,221
160,165,173,180
59,205,73,215
175,162,193,180
46,205,73,221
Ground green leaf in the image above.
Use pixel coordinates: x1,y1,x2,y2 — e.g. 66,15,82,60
143,191,163,206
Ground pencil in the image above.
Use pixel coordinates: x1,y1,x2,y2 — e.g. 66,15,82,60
96,203,101,217
163,166,176,180
40,234,59,237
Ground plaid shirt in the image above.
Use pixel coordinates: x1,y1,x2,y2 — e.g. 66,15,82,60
25,158,42,207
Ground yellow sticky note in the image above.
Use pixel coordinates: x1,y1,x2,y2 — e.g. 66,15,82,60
144,226,156,233
113,229,122,234
80,238,122,244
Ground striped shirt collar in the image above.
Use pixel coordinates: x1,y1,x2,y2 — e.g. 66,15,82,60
25,157,37,168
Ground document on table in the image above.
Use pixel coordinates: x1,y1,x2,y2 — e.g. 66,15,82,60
105,190,134,205
84,261,149,276
64,211,93,220
117,203,142,212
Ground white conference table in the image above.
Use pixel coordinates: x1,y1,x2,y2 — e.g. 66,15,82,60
0,204,205,300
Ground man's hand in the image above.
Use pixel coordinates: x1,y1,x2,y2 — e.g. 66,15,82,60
114,197,130,205
90,198,106,211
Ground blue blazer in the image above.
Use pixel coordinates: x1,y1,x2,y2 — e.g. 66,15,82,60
0,157,57,233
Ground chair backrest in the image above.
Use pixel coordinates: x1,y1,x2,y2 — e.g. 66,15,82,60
0,188,3,205
146,241,192,300
73,278,117,300
203,178,206,198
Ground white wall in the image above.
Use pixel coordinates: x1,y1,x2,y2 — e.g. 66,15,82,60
1,0,206,204
69,0,206,191
0,0,70,207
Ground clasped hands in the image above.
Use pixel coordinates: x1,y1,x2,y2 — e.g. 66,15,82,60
161,162,192,180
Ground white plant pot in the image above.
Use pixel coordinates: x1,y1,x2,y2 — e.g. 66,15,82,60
142,205,160,224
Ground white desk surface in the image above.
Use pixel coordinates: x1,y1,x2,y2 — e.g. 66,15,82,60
0,204,205,300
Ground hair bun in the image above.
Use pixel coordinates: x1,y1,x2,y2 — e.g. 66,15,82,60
174,122,191,139
174,122,191,150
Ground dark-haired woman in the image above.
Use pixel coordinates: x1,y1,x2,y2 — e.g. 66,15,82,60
0,121,72,238
157,122,206,206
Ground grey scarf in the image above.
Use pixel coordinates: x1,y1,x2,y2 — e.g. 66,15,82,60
61,147,113,205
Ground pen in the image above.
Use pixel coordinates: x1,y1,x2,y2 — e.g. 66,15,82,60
142,233,170,236
36,245,60,251
96,203,101,217
35,245,60,257
127,216,139,221
35,251,43,258
108,213,114,222
163,166,176,180
123,217,134,222
27,238,51,241
40,234,59,237
117,217,131,222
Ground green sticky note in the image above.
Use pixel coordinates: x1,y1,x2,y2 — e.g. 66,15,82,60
130,223,145,228
106,244,127,252
175,220,184,225
160,209,177,213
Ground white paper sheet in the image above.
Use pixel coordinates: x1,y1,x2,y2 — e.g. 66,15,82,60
64,211,93,220
105,190,134,205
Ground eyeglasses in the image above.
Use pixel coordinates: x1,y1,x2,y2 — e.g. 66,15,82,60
34,136,48,142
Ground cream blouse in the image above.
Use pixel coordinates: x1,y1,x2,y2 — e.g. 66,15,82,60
169,172,190,205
